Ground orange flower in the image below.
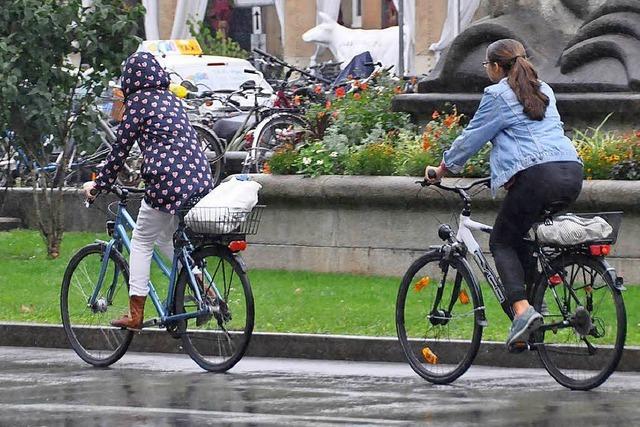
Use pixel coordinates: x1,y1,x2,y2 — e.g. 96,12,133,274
262,162,272,174
353,92,361,100
293,95,302,106
335,87,346,98
394,86,402,94
432,110,440,120
636,130,640,139
332,111,339,119
313,85,323,94
434,131,442,139
422,135,432,151
325,100,332,109
360,82,368,91
443,115,456,128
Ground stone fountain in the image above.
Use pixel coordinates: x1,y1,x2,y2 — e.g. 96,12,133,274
393,0,640,130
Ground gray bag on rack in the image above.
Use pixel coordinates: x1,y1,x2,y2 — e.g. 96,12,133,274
535,214,613,246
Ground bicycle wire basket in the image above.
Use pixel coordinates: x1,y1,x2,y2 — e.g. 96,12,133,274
183,205,265,236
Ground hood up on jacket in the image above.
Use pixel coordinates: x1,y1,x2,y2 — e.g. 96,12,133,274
120,52,170,98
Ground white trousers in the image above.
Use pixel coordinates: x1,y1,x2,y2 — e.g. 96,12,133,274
129,200,178,296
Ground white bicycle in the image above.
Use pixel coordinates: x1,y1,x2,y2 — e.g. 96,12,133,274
396,177,626,390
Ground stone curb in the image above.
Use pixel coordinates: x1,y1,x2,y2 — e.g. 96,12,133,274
1,322,639,371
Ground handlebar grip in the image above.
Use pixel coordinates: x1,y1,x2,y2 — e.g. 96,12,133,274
427,168,437,180
89,188,99,197
244,68,259,75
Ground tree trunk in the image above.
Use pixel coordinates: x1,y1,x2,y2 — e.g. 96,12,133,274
33,176,65,259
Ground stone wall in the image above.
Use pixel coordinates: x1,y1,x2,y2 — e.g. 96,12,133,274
2,176,640,281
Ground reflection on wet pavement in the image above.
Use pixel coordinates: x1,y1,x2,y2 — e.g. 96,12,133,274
1,347,639,426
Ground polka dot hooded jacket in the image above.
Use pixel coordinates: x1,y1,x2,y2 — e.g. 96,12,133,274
94,52,213,214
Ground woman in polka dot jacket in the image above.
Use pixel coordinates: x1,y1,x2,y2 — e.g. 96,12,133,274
83,52,214,330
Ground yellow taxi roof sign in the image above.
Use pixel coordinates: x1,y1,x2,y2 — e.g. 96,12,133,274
140,39,203,56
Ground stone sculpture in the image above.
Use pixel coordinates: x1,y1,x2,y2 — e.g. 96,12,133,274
419,0,639,93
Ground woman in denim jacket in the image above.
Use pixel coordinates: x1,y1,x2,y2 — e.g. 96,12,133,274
426,39,583,349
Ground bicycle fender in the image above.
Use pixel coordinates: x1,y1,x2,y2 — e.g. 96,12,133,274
251,113,308,150
233,253,248,273
600,258,626,291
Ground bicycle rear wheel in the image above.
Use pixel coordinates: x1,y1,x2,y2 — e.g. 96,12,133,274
193,123,225,187
174,245,254,372
396,250,483,384
533,254,626,390
60,243,133,367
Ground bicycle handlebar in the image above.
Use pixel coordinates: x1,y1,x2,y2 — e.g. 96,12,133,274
252,48,332,85
85,184,145,207
416,177,491,193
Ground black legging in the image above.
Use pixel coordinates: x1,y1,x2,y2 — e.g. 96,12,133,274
489,161,583,304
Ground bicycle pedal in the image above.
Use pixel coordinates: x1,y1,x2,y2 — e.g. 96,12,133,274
507,341,529,353
142,318,161,328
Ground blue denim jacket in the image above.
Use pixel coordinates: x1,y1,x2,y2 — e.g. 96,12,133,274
443,78,581,195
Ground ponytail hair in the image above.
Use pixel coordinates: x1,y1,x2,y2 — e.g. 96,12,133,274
487,39,549,121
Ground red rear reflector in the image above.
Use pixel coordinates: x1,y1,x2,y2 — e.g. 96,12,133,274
589,244,611,256
228,240,247,252
549,274,562,286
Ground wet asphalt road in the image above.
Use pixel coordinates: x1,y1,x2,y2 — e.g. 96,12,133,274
0,346,639,426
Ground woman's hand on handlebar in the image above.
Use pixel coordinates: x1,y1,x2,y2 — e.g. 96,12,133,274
425,164,445,183
83,181,98,200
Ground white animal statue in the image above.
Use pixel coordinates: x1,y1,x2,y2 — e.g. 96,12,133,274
302,12,409,73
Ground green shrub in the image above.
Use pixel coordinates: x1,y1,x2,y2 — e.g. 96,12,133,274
265,144,299,175
572,115,640,180
188,20,248,59
345,143,396,176
295,141,343,177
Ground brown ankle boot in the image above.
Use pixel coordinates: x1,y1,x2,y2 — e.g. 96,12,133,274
110,295,146,330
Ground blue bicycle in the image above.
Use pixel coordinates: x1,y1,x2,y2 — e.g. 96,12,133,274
60,185,262,371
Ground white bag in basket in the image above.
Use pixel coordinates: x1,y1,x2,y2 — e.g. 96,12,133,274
185,177,262,233
535,214,613,246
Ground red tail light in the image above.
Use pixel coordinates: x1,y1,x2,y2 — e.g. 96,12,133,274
548,274,563,286
589,244,611,256
228,240,247,252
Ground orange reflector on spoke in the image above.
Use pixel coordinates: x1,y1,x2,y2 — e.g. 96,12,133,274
589,244,611,256
228,240,247,252
548,274,562,286
414,277,430,292
458,289,470,304
421,347,438,364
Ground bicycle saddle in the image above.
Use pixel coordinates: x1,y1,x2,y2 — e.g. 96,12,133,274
211,114,256,144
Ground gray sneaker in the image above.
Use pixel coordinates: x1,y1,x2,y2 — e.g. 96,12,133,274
506,306,543,349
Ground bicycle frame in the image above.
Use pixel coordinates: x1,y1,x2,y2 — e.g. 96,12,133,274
454,214,510,309
91,199,222,327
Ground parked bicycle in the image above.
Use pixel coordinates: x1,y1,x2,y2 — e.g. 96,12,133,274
396,177,626,390
60,184,263,371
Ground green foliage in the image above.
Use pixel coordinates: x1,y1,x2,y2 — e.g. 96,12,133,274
345,143,396,176
188,20,248,59
0,0,143,256
266,144,299,175
295,141,343,177
306,73,413,147
573,115,640,180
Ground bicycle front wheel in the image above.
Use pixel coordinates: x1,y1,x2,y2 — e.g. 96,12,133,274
533,254,626,390
60,243,133,367
396,250,483,384
249,114,307,173
174,246,254,372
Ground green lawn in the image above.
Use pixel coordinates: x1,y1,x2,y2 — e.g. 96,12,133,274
1,230,638,344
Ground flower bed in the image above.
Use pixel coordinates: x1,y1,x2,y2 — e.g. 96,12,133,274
267,78,640,180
